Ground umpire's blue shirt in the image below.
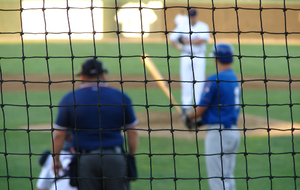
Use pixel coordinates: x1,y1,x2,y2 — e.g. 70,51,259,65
199,69,240,129
55,83,138,152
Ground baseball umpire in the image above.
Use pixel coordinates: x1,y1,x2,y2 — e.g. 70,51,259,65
52,58,139,190
183,42,241,190
169,8,210,114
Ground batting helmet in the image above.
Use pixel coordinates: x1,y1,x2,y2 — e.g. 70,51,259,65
212,43,234,64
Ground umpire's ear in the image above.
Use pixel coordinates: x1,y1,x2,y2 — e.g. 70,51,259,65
100,73,106,81
80,74,92,81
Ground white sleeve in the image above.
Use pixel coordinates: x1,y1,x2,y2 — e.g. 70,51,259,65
125,119,139,128
169,25,182,42
53,123,68,130
198,23,210,41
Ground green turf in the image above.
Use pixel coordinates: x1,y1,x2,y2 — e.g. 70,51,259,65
0,43,299,77
0,132,299,190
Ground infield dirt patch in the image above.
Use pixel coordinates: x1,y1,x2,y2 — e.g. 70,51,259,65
20,111,300,139
2,74,300,92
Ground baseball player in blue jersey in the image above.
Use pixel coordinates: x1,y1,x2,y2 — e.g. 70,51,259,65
183,42,241,190
169,9,210,113
52,59,139,190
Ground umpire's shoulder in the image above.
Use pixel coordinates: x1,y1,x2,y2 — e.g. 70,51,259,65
108,87,131,98
58,91,75,106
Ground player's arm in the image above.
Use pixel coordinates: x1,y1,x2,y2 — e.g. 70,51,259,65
191,38,207,45
124,96,139,155
180,37,207,45
170,39,183,51
126,125,139,155
52,126,67,176
169,27,184,51
188,106,207,120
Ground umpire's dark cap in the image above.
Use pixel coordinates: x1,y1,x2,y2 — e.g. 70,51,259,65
77,58,107,76
189,9,197,17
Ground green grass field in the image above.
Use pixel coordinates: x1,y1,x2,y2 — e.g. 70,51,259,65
0,43,299,77
0,132,299,190
0,42,299,190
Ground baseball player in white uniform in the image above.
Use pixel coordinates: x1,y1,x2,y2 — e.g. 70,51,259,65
169,8,210,113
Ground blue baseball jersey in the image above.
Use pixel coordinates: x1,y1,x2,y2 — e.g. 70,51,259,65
199,69,240,129
55,83,138,151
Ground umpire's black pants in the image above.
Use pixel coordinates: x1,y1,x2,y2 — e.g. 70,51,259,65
78,147,129,190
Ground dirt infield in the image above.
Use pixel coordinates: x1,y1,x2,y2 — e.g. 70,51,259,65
134,111,300,138
2,74,300,92
11,74,300,138
20,111,300,139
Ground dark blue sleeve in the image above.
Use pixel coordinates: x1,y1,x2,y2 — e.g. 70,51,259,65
55,94,71,128
123,94,138,127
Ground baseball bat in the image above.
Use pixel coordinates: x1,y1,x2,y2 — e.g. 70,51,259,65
141,54,182,114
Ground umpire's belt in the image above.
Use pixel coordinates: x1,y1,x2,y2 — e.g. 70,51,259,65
79,146,122,154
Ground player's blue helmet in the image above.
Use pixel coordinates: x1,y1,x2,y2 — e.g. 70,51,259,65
212,43,234,64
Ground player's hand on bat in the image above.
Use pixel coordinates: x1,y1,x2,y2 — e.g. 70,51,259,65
181,115,203,130
180,112,187,123
180,114,193,129
195,120,203,127
183,116,193,129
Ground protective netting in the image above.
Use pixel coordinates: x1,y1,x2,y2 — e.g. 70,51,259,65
0,1,299,190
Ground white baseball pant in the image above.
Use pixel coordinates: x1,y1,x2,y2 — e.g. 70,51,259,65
180,52,206,110
205,125,241,190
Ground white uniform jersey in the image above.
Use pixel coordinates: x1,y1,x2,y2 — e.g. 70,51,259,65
169,20,210,54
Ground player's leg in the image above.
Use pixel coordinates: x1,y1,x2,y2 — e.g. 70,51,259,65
222,128,241,190
180,55,193,111
223,154,237,190
205,126,224,190
205,125,240,190
192,54,206,105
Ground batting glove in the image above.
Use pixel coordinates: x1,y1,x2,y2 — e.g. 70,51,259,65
195,120,203,127
183,116,194,130
184,117,203,130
